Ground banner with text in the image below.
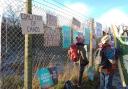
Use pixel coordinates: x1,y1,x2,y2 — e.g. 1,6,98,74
62,26,71,48
73,30,79,43
44,28,60,47
84,28,90,45
20,13,44,34
46,13,57,27
37,67,58,88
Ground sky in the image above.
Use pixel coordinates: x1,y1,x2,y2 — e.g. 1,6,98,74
44,0,128,26
0,0,128,26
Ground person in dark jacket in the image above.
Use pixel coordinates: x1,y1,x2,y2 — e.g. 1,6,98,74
75,36,89,88
99,35,115,89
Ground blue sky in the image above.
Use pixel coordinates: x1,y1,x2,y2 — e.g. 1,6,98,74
56,0,128,17
41,0,128,26
1,0,128,26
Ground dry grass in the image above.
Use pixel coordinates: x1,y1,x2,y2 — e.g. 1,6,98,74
32,64,100,89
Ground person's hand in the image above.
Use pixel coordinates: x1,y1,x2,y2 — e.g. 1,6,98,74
108,59,116,64
98,66,103,72
68,50,70,56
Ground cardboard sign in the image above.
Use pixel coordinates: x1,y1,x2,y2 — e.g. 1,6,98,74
20,13,44,34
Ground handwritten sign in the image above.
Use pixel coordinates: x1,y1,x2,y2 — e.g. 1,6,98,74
37,67,58,88
46,13,57,27
20,13,44,34
44,28,60,47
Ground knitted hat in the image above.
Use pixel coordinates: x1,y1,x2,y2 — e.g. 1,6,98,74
76,36,84,43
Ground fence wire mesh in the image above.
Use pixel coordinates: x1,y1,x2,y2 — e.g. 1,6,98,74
1,0,92,89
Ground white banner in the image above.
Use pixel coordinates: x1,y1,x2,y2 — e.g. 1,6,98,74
20,13,44,34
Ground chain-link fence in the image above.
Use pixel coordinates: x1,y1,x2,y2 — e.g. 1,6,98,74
1,0,24,89
0,0,93,89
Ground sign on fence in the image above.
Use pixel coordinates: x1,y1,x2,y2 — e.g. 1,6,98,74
95,22,102,37
20,13,44,34
44,28,60,47
73,30,79,43
62,26,71,48
72,17,81,30
37,67,58,88
46,13,57,27
84,28,90,45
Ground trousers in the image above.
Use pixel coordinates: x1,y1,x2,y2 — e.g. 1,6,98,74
99,72,113,89
78,65,85,86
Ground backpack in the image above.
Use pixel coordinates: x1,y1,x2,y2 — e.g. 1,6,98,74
68,44,79,62
64,80,74,89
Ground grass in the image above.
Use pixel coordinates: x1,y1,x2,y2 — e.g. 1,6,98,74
31,64,101,89
2,75,23,89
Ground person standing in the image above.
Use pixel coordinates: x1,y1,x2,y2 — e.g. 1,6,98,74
75,36,89,88
99,35,115,89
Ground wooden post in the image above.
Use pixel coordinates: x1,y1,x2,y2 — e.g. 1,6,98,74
24,0,32,89
112,25,127,88
111,25,117,48
89,18,94,66
118,60,126,88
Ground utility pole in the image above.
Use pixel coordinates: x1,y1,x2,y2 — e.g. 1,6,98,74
89,18,94,66
24,0,32,89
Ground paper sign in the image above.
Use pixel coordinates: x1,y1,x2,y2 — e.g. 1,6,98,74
20,13,44,34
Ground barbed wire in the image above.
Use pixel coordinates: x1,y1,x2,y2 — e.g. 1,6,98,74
32,0,91,22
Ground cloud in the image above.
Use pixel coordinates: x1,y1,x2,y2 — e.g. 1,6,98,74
64,3,90,16
97,9,128,26
57,3,91,26
33,1,91,26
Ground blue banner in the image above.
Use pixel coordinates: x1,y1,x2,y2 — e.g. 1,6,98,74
84,28,90,45
73,30,79,43
62,26,71,48
37,67,58,88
